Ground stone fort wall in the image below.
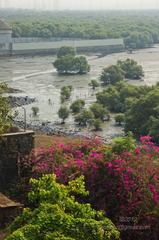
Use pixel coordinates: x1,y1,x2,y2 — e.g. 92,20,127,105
0,131,34,191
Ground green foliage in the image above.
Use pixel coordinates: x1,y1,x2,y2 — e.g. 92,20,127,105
96,82,151,113
100,65,124,86
57,46,76,58
89,80,100,90
5,10,159,50
90,103,109,121
124,31,153,49
117,58,144,79
70,99,85,114
60,86,73,102
54,49,90,75
92,118,102,131
115,113,125,126
100,59,144,87
58,106,70,123
73,56,90,74
54,55,75,74
54,56,90,75
0,83,12,134
75,109,94,126
96,80,159,140
0,83,8,94
124,87,159,139
7,175,120,240
31,107,39,116
112,132,136,154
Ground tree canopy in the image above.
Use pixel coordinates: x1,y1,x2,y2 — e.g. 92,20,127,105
3,10,159,49
7,175,119,240
57,46,76,58
125,87,159,140
58,106,70,123
100,65,124,86
89,80,100,90
70,99,85,114
90,103,109,121
60,86,73,102
75,109,94,126
0,83,12,134
117,59,144,79
54,47,90,75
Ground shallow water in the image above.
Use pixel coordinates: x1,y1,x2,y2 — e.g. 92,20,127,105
1,45,159,138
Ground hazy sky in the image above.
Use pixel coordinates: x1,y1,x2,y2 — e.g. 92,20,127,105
1,0,159,10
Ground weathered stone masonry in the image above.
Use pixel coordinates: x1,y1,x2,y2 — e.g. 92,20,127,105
0,131,34,191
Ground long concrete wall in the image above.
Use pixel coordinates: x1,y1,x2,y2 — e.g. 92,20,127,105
0,131,34,191
12,38,125,56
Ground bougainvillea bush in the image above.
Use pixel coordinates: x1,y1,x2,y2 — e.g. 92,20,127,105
22,136,159,240
7,175,120,240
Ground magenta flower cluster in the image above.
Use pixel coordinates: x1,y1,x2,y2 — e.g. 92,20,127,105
23,136,159,239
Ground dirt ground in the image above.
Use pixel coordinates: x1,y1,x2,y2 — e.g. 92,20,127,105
0,232,8,240
34,134,80,148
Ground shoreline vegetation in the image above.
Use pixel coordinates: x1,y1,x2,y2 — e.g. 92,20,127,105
0,47,153,139
53,46,90,75
2,10,158,50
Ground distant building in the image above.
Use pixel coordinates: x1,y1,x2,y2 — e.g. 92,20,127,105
0,19,12,56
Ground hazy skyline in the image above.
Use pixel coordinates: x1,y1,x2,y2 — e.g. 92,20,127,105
0,0,159,10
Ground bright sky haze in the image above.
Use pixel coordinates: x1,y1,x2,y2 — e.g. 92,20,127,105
0,0,159,10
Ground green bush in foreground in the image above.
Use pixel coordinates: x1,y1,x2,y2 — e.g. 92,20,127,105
0,83,12,134
7,175,120,240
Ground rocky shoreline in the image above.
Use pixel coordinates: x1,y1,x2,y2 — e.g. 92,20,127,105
14,120,123,143
2,87,36,107
8,95,36,108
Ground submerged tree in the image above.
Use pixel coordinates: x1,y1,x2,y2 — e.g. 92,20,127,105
90,103,109,121
70,99,85,114
92,118,102,131
58,106,70,124
115,113,125,126
60,86,73,103
100,65,124,86
54,47,90,75
75,109,94,127
31,106,39,117
89,80,100,90
57,46,76,58
117,59,144,79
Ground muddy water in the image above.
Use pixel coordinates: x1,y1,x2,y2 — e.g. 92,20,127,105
1,45,159,138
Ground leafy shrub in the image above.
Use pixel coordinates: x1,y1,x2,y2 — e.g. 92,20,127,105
114,113,125,126
7,175,119,240
90,103,109,121
100,65,124,86
60,86,73,102
74,109,94,126
117,59,144,80
112,133,136,154
70,99,85,114
0,83,12,134
58,106,70,124
22,136,159,239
